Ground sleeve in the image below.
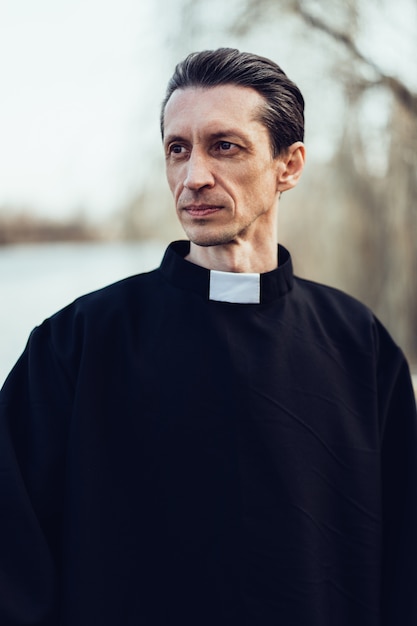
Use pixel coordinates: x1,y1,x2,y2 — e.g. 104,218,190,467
376,320,417,625
0,322,73,625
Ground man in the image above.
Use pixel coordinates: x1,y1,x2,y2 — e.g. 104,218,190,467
0,48,416,625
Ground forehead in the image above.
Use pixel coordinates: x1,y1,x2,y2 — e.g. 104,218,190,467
163,84,267,139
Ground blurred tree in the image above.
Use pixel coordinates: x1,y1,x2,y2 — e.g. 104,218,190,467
286,0,417,363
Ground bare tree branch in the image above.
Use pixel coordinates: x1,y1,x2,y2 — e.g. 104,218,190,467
293,0,417,113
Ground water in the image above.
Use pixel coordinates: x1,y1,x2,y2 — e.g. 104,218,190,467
0,240,166,387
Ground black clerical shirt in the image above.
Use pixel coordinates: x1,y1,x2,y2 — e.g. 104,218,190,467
1,241,416,625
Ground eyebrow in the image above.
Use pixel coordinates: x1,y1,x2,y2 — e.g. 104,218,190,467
163,134,184,146
164,129,251,146
207,129,249,141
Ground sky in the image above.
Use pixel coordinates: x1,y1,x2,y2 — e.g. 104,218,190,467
0,0,416,222
0,0,167,219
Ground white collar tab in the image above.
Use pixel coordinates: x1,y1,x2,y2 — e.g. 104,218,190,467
209,270,260,304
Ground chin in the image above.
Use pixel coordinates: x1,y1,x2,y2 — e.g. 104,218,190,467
185,228,236,248
181,220,241,247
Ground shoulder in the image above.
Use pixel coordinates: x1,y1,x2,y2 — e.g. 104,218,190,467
291,277,415,416
24,269,162,370
71,267,162,312
291,275,400,360
293,275,373,321
293,275,374,325
46,268,161,326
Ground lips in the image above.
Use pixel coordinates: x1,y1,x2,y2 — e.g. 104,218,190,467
183,205,222,217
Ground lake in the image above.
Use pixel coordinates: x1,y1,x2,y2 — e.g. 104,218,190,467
0,240,166,387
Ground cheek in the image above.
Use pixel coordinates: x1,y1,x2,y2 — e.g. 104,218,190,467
234,174,264,202
165,167,174,189
236,171,278,210
166,168,181,196
253,167,279,195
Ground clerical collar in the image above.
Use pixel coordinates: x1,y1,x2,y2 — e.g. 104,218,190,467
158,240,294,305
209,270,260,304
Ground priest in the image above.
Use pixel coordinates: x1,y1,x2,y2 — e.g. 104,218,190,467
1,47,416,626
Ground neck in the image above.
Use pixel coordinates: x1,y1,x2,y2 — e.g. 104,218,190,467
186,236,278,273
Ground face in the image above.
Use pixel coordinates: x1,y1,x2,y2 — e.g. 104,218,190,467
163,84,295,249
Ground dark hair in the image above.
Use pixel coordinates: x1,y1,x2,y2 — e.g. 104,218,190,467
161,47,304,156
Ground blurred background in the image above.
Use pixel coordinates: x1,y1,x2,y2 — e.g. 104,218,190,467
1,0,416,387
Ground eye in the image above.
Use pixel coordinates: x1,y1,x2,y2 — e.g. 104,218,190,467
165,143,189,161
168,144,186,155
215,141,239,155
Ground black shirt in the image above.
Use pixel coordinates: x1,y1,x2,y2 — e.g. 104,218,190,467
1,241,416,625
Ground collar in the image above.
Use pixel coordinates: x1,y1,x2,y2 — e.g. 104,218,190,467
158,241,294,305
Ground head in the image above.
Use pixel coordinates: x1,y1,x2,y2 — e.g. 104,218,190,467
161,47,304,158
161,49,306,270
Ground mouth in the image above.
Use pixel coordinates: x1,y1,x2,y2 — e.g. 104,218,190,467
183,204,222,218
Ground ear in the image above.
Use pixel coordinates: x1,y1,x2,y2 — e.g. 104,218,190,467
276,142,305,192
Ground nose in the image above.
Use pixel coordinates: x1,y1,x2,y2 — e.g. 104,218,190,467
183,151,215,191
